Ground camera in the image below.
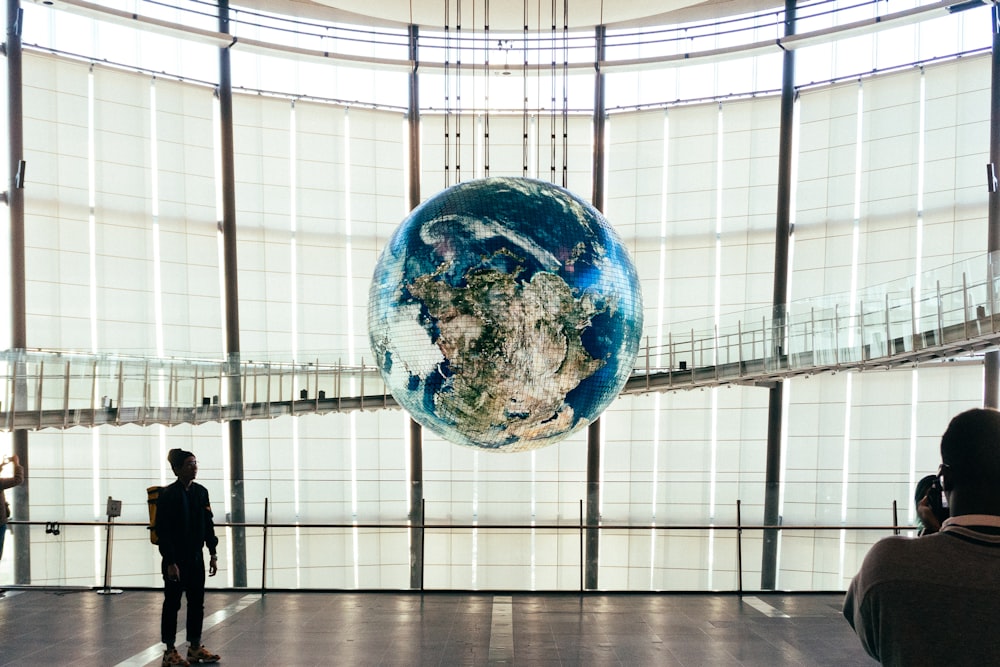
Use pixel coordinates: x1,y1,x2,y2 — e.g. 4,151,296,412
926,477,949,523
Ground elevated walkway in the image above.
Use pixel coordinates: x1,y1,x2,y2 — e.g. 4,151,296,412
3,255,999,432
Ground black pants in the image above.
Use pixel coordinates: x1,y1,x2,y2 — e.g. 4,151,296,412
160,555,206,647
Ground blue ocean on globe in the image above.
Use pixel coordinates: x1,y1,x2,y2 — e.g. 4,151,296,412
368,177,643,452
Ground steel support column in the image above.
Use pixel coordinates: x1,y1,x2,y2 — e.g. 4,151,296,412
984,7,1000,408
761,0,797,590
584,25,607,591
217,0,246,587
585,420,601,590
408,418,423,589
406,25,425,591
592,25,606,213
5,0,29,584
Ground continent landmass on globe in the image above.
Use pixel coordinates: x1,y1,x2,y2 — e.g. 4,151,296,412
368,176,643,452
406,251,608,444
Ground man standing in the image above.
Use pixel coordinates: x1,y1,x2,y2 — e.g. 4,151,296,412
0,454,25,564
156,449,222,666
843,408,1000,666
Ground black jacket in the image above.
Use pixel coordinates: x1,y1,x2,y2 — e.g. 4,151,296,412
155,479,219,565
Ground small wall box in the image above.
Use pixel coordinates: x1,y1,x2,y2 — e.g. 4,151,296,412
106,498,122,518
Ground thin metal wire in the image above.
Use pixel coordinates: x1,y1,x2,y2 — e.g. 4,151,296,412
562,0,568,188
550,0,556,184
483,0,490,178
456,0,463,183
522,0,529,177
444,0,451,187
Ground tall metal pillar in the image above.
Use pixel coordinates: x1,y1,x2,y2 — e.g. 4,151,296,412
217,0,246,587
592,25,606,212
408,418,423,589
585,421,601,590
5,0,29,584
984,7,1000,408
406,25,425,591
584,24,607,591
761,0,797,590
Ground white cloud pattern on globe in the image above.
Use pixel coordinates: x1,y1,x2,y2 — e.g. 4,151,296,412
368,177,643,452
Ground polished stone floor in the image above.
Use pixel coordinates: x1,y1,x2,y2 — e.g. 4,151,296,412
0,589,876,666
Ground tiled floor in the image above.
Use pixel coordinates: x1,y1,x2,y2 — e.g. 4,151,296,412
0,589,876,666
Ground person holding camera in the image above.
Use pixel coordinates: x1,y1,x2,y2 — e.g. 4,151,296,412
843,408,1000,666
0,454,25,564
913,473,948,536
156,449,221,666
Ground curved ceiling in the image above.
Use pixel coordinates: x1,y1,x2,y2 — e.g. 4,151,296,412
239,0,785,31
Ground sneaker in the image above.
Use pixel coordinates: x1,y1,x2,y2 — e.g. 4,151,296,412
162,647,190,667
187,644,220,664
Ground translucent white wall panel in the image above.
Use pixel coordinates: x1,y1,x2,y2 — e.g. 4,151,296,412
21,421,228,587
418,113,454,200
662,104,718,326
294,101,348,359
229,49,408,110
601,394,651,523
23,53,91,350
419,111,590,199
348,108,407,363
28,61,220,358
857,69,921,288
484,114,531,178
794,54,990,310
605,51,784,112
423,431,588,524
847,366,983,525
607,386,768,590
421,424,588,590
923,54,990,267
719,96,780,315
655,390,715,523
417,111,481,191
781,363,984,590
234,94,293,359
93,68,155,354
793,81,860,302
606,110,664,347
714,387,769,516
154,79,223,358
563,116,595,202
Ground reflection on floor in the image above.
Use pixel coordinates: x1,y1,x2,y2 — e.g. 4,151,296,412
0,589,876,666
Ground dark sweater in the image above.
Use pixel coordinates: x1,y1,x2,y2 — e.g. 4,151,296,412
155,479,219,565
843,519,1000,666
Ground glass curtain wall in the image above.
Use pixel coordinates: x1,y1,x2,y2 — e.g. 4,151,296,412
2,0,995,590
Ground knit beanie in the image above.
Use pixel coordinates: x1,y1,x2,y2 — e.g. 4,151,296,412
168,448,195,472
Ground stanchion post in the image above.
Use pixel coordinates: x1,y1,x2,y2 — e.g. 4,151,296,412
97,497,123,595
420,498,426,594
261,497,268,594
579,499,584,594
736,499,743,599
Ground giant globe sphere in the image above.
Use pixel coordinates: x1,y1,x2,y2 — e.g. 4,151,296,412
368,177,643,452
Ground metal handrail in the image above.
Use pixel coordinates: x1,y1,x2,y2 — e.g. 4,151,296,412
6,519,907,531
6,512,908,594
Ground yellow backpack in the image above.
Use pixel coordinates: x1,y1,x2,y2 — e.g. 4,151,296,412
146,485,163,544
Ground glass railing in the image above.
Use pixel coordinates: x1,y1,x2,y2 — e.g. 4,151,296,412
3,254,999,429
0,353,392,431
627,253,1000,392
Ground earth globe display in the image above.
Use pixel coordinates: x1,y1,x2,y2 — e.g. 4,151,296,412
368,177,643,452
